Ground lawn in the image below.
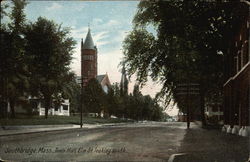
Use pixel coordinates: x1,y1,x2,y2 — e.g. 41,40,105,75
0,115,133,126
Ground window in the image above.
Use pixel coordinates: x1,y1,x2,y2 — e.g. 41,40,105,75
55,104,60,111
234,56,238,74
41,100,45,108
30,100,38,109
212,106,218,112
83,55,94,60
63,105,68,110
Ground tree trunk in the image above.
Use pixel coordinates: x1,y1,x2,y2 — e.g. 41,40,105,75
9,98,16,118
44,95,51,119
200,89,207,127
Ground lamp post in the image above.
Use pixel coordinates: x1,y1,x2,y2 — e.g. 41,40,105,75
80,82,83,128
80,38,84,128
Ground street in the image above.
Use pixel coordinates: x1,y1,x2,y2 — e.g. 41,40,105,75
0,122,249,162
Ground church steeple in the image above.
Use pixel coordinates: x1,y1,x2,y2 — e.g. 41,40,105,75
81,38,83,50
120,64,128,96
81,27,98,87
83,27,95,50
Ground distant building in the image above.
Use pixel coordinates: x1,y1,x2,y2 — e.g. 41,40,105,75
37,98,70,116
205,102,223,124
96,74,111,93
77,27,111,118
12,96,70,116
120,65,128,96
81,27,98,87
78,27,111,92
223,1,249,136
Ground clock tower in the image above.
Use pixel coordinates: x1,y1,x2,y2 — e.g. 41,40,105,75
81,27,97,86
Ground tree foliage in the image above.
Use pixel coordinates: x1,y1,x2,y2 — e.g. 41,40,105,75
122,0,240,125
107,83,164,121
0,0,28,118
24,17,76,118
83,78,106,115
1,1,78,118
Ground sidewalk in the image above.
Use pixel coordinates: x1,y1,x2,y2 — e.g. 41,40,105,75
0,123,129,136
0,124,81,136
169,122,249,162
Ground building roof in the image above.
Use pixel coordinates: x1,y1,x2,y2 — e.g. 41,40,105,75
97,74,111,87
83,28,95,50
96,75,106,83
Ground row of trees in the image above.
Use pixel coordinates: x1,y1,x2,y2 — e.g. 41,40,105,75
83,78,164,121
0,0,165,121
0,0,78,118
122,1,242,126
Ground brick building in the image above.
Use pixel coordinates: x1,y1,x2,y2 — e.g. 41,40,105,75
79,27,111,91
222,1,250,136
81,28,98,87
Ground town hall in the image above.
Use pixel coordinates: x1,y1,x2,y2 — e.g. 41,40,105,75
79,27,111,93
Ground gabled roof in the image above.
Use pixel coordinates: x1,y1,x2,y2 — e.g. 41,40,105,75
96,75,106,83
83,28,95,50
97,74,111,87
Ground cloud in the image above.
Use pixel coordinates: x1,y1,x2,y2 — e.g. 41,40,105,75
93,31,109,47
112,30,129,44
75,4,87,11
93,18,103,25
71,27,88,39
46,2,63,11
71,25,109,46
106,20,120,27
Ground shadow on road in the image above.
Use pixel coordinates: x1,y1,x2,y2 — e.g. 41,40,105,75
177,127,249,162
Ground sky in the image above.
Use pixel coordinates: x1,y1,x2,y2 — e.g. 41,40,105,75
2,1,178,116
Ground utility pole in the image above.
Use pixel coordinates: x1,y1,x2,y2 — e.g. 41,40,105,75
186,53,190,129
187,79,190,129
80,83,83,128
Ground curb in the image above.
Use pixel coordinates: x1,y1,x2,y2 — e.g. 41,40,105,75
0,122,131,137
0,127,82,137
1,124,77,130
168,153,188,162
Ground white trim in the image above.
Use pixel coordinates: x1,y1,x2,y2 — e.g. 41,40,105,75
223,62,250,87
232,61,250,80
223,77,233,87
241,48,243,68
236,56,239,72
241,0,250,6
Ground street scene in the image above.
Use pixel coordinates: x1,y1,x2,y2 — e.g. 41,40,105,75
0,0,249,162
0,122,249,162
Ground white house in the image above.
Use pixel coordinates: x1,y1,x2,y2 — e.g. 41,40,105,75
38,99,70,116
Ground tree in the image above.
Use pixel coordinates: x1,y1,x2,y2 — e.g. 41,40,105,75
83,78,106,115
24,17,76,118
106,86,117,117
0,0,28,118
0,1,9,20
60,72,81,114
120,65,129,97
122,1,239,126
